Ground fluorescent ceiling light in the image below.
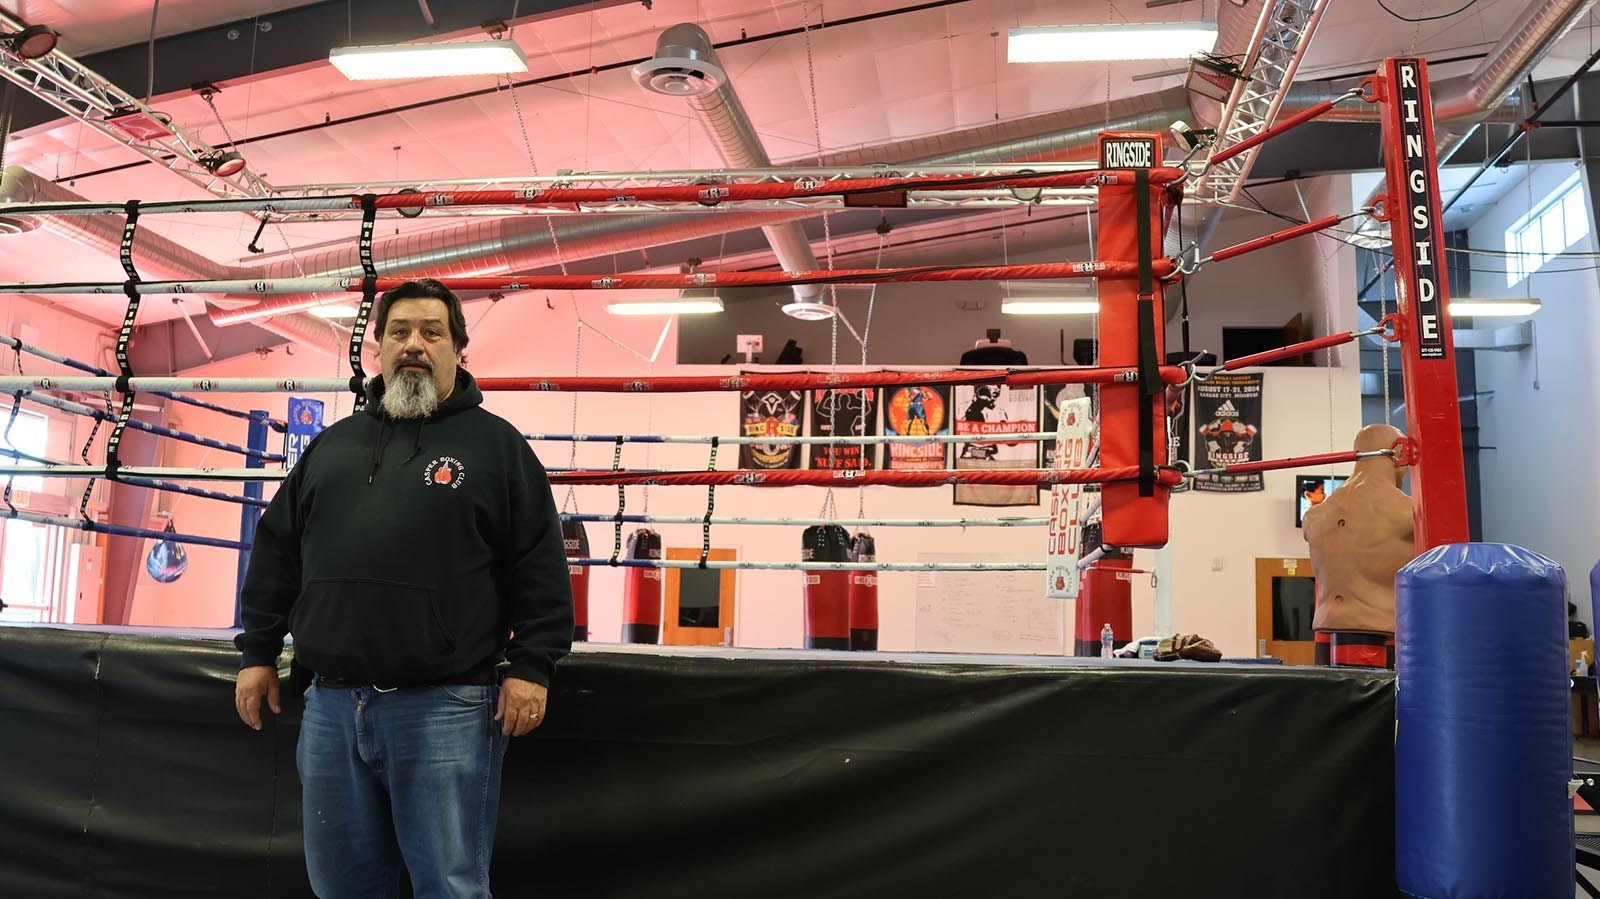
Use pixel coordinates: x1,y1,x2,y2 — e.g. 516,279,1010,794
1001,299,1100,315
330,39,529,80
1452,298,1541,317
307,302,359,319
1007,25,1218,63
606,298,725,316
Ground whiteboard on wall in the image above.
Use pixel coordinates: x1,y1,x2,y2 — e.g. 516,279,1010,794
913,553,1067,655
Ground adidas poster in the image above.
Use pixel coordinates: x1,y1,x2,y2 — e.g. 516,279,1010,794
1192,372,1264,493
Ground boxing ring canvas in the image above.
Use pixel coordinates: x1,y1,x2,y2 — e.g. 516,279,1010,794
0,625,1400,899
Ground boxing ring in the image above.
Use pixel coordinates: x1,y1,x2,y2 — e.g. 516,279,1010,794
0,58,1576,898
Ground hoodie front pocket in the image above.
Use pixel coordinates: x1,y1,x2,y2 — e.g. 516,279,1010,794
290,577,455,683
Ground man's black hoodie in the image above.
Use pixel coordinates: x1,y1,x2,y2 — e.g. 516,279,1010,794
235,370,573,687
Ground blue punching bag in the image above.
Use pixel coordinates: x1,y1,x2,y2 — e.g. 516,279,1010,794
1592,561,1600,650
1396,544,1572,899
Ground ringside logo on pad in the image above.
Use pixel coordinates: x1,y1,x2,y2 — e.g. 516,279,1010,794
1098,132,1161,169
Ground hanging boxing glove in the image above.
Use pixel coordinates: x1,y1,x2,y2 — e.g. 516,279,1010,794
562,520,591,642
848,530,879,651
621,528,663,644
801,524,852,650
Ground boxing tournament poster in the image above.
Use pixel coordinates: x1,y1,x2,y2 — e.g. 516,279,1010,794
883,385,950,471
738,389,804,470
1191,372,1264,493
808,388,879,470
952,383,1039,507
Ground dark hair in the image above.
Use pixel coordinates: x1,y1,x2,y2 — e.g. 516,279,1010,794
373,278,469,353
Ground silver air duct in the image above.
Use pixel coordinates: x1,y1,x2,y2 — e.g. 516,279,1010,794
0,165,346,354
634,24,825,302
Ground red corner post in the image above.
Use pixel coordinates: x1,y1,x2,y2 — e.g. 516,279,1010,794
1097,131,1171,548
1376,58,1470,551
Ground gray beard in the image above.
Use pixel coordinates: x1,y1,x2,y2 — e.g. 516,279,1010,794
382,369,438,419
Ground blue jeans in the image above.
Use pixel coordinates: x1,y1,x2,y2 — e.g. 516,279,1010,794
297,682,511,899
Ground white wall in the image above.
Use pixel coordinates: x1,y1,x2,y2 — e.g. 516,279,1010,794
1141,366,1362,656
1469,161,1600,625
0,296,115,517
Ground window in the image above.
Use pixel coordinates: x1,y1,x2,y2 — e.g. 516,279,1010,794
0,519,64,623
1506,172,1591,285
0,410,72,624
0,409,48,492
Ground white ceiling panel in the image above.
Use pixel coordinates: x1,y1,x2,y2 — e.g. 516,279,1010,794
2,0,313,55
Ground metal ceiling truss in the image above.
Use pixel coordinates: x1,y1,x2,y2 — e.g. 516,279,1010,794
0,8,273,200
1193,0,1331,204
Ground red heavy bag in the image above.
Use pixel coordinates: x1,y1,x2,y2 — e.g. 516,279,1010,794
848,531,878,651
802,524,852,650
562,520,590,642
1074,552,1134,657
621,528,663,644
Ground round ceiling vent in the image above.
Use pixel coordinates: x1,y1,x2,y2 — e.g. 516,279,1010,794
631,56,726,98
0,215,39,236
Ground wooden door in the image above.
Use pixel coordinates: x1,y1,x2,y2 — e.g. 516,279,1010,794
1256,557,1317,666
662,547,737,647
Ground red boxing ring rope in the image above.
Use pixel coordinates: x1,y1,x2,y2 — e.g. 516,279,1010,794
1208,317,1397,373
8,261,1174,301
373,168,1188,209
547,467,1186,488
1186,449,1395,478
0,168,1189,218
0,366,1190,395
486,367,1190,393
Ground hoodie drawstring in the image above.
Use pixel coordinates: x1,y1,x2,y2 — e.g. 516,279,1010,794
401,422,425,467
370,420,426,484
369,419,393,485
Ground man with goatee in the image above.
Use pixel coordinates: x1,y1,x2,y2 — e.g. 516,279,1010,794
234,278,573,898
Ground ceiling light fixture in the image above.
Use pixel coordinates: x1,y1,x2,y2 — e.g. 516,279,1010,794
1000,299,1100,315
6,23,59,60
105,108,175,141
606,297,725,316
307,302,359,319
329,39,529,81
1451,298,1542,317
1007,24,1218,63
1184,53,1241,102
200,150,247,178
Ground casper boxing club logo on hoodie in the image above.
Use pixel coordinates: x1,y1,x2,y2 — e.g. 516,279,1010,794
423,457,466,489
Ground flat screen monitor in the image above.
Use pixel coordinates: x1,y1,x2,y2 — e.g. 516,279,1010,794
677,566,721,628
1223,326,1304,365
1295,475,1347,527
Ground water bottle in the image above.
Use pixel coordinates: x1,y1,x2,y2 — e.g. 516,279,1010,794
1100,623,1114,659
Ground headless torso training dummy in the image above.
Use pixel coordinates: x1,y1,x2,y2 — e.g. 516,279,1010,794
1301,424,1415,669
